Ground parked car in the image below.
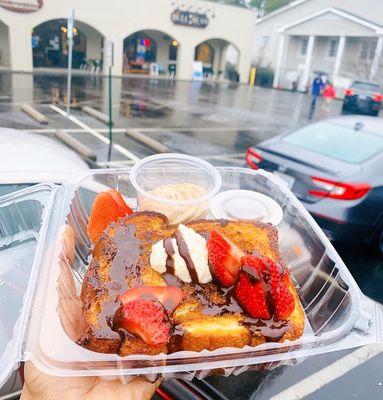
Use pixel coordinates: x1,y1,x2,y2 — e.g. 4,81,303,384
0,128,89,196
0,128,89,399
245,116,383,253
342,81,382,116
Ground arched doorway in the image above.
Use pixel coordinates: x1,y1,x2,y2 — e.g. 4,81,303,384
194,39,240,81
0,20,10,67
123,30,179,76
32,19,104,70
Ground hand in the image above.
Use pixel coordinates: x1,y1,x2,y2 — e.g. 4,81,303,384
20,361,160,400
20,226,160,400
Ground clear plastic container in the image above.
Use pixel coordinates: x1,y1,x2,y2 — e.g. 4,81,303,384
130,153,222,224
0,167,381,387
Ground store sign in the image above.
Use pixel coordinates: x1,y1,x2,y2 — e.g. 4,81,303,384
171,9,208,28
0,0,43,13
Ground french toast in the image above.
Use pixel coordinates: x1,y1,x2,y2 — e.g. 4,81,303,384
78,211,305,355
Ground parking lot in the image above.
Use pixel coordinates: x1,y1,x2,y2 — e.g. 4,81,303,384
0,71,382,400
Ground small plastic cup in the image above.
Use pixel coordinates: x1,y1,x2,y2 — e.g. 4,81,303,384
130,154,222,225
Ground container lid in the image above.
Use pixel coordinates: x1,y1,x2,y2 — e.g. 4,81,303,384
0,184,57,387
209,189,283,225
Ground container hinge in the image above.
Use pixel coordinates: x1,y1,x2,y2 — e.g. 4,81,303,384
353,310,372,334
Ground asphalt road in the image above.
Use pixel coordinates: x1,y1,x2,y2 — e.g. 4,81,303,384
0,71,381,400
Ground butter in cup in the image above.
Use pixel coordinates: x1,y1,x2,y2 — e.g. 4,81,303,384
130,154,222,225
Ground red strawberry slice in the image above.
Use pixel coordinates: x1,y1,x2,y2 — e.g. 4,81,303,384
120,299,170,346
87,189,133,243
273,273,295,320
234,254,295,321
119,286,183,314
234,256,271,319
207,230,245,287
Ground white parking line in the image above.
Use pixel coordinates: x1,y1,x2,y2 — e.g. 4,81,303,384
49,104,139,162
268,344,383,400
28,128,128,134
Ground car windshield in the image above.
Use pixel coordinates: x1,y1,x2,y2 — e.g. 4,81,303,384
351,82,380,91
0,183,35,196
283,122,383,164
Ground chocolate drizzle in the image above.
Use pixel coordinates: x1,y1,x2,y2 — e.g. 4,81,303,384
241,317,290,341
163,238,175,275
98,225,140,337
175,231,199,283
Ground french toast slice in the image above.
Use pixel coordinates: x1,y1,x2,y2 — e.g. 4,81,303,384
78,212,304,355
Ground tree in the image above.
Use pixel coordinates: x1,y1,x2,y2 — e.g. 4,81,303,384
249,0,294,13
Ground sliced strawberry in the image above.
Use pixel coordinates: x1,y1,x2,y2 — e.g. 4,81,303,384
119,286,183,314
87,189,133,243
207,230,244,287
234,256,271,319
273,273,295,320
120,299,170,346
235,254,295,321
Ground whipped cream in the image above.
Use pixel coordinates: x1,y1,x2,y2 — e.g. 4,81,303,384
150,224,212,284
139,183,208,225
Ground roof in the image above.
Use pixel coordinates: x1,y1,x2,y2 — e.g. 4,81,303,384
256,0,309,23
0,128,88,184
277,7,383,34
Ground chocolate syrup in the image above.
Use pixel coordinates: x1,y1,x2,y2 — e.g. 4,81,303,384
167,323,185,353
241,317,290,341
98,225,140,338
175,231,199,283
163,238,175,275
197,286,289,341
162,272,183,288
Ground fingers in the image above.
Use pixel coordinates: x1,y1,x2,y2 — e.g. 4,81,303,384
90,376,161,400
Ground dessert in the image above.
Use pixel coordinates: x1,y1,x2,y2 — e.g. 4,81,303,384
78,190,305,356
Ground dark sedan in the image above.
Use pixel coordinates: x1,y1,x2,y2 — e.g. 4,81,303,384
342,81,382,116
245,116,383,252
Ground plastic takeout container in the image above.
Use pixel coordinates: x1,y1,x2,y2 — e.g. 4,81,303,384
130,153,222,224
0,166,382,387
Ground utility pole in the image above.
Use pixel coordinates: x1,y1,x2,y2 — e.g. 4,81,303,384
66,8,74,116
104,40,114,162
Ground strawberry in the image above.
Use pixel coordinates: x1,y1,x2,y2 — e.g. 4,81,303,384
234,255,271,319
273,273,295,320
234,255,295,321
207,230,245,287
120,299,170,346
87,189,133,243
119,286,184,314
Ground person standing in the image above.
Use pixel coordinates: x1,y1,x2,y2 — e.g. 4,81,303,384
322,81,336,112
308,75,324,120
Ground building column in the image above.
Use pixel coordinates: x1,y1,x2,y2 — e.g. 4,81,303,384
215,45,224,81
9,24,32,71
177,42,195,81
273,34,286,88
333,36,345,78
106,37,123,76
237,51,252,84
299,35,315,92
369,35,383,81
11,73,33,104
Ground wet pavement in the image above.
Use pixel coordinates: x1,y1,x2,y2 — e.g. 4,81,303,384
0,71,382,400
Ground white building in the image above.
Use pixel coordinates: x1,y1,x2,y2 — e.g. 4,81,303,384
0,0,256,83
253,0,383,91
